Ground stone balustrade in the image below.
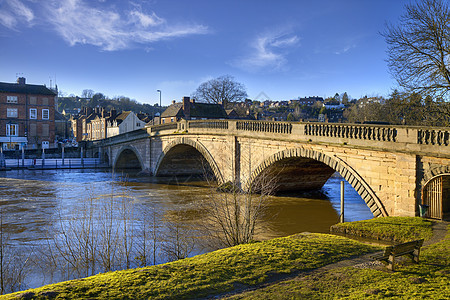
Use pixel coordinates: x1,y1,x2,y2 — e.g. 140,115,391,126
188,120,229,130
150,123,177,133
418,129,450,146
236,120,293,134
304,123,398,142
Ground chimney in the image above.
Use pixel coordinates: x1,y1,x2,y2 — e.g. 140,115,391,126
183,96,191,119
101,108,105,118
110,109,117,118
17,77,26,85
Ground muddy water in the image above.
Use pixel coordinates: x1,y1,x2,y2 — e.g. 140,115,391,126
0,169,373,289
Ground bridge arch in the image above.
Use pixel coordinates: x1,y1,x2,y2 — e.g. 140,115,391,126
113,145,144,171
247,148,388,217
154,137,224,183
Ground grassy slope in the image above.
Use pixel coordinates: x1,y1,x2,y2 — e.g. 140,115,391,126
3,234,377,300
230,221,449,299
330,216,434,242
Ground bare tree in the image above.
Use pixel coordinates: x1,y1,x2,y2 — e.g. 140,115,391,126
192,75,248,109
160,211,196,262
382,0,450,99
199,139,277,248
0,209,31,294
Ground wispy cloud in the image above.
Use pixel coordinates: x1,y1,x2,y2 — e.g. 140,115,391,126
0,0,34,29
0,0,208,51
46,0,209,51
232,31,300,72
334,44,356,55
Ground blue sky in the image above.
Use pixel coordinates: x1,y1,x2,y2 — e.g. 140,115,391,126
0,0,410,106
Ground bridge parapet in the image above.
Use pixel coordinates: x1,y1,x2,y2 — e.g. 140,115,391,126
418,128,450,146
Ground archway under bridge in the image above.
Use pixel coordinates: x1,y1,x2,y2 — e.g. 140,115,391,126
247,148,387,218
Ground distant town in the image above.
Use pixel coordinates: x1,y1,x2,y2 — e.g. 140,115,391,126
0,76,401,151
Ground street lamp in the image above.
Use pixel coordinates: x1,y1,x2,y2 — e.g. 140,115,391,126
7,120,12,150
156,89,162,124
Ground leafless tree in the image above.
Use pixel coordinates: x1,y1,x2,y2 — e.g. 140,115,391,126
382,0,450,99
160,211,196,262
192,75,248,109
199,139,277,248
0,209,31,294
135,207,162,267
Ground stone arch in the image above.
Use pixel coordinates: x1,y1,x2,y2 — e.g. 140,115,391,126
421,165,450,187
247,148,387,217
113,145,144,170
154,137,224,183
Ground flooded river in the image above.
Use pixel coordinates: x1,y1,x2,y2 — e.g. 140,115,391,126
0,169,373,290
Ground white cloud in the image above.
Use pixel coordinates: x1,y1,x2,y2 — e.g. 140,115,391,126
0,0,34,29
334,44,356,55
44,0,209,51
232,31,299,72
130,11,165,28
1,0,208,51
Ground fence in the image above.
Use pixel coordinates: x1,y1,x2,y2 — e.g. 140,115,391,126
1,158,105,170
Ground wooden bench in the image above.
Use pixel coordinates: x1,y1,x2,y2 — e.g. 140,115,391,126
371,239,424,271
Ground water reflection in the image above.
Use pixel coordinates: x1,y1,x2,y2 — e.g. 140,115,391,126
0,169,373,290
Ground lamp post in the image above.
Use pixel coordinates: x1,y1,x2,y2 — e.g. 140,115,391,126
157,89,162,124
7,120,12,150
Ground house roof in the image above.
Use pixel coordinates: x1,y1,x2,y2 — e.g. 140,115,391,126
161,103,184,118
115,111,131,121
0,82,56,96
191,102,227,118
161,101,227,119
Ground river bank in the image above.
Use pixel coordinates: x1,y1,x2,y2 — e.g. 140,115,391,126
3,217,448,299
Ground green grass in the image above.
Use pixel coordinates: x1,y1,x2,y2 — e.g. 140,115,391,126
2,233,377,300
330,216,434,242
228,224,450,300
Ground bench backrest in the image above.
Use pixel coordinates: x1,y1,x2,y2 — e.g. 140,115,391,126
392,239,424,255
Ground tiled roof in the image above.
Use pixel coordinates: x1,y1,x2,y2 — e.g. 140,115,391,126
115,111,131,121
190,102,227,118
161,103,183,118
161,102,227,119
0,82,56,96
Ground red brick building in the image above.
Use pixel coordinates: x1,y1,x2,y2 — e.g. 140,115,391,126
0,77,57,150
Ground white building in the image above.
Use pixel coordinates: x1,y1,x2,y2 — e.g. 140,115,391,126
107,111,147,138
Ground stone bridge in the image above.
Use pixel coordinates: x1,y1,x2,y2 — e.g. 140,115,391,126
88,120,450,220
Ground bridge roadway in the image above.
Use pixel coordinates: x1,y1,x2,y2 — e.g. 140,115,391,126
87,120,450,219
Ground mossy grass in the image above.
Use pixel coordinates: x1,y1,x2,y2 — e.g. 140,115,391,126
229,224,450,299
3,233,377,299
330,216,433,242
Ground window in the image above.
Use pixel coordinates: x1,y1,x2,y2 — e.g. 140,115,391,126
29,124,36,136
29,97,37,105
6,123,18,136
42,124,49,137
171,117,174,122
136,123,141,127
7,96,18,103
30,108,37,119
42,109,49,120
42,98,48,105
7,108,18,118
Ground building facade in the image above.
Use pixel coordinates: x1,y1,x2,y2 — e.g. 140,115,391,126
0,77,56,150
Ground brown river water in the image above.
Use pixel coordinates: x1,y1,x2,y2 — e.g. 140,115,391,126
0,169,373,290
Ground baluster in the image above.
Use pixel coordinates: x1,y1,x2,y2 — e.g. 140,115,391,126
437,131,442,145
431,130,436,145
